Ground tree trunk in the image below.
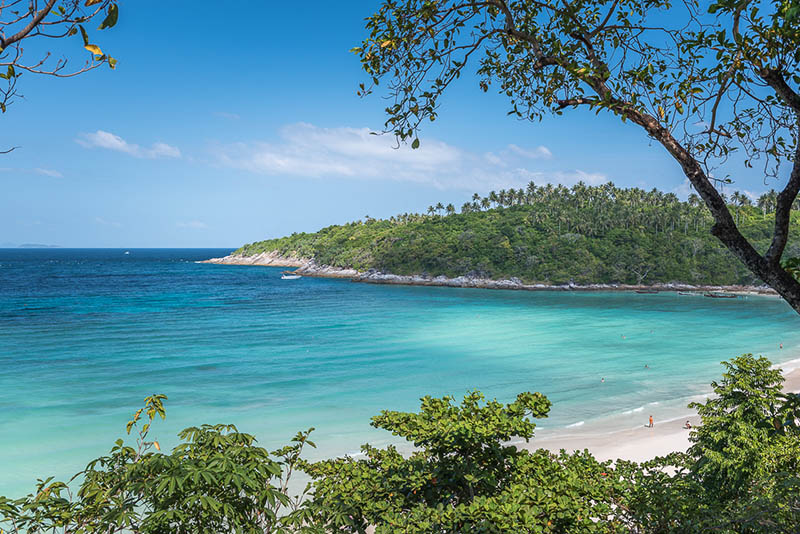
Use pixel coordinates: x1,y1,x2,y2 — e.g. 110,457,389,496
624,108,800,313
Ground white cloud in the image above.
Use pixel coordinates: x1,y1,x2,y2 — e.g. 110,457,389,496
177,220,208,229
78,130,181,159
94,216,121,227
671,178,694,199
34,168,63,178
507,144,553,160
213,123,586,191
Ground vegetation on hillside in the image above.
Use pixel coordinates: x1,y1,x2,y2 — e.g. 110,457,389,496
237,183,800,286
2,355,799,533
352,0,800,312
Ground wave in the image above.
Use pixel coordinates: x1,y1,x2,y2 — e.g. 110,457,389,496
565,421,585,428
774,357,800,373
621,406,645,415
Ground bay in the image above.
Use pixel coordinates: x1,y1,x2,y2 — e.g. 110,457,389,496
1,248,799,497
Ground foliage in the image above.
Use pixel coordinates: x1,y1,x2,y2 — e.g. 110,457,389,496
619,355,800,533
0,395,315,534
0,1,121,121
785,257,800,282
302,391,629,533
237,182,800,286
3,357,800,533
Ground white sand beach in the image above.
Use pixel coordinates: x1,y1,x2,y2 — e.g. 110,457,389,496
531,367,800,462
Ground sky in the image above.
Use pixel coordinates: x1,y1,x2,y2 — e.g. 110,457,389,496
0,1,789,247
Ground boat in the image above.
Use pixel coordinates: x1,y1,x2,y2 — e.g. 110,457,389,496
635,289,659,294
704,292,738,299
678,291,699,296
281,270,302,280
124,251,130,255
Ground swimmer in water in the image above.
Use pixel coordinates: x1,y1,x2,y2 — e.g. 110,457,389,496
601,377,605,383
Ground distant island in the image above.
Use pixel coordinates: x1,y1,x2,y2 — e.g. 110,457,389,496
207,183,799,290
17,244,62,248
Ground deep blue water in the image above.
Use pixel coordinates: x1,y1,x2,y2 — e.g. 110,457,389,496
2,248,799,497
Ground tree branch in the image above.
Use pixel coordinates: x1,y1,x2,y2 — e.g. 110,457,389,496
0,145,20,154
556,97,598,109
761,69,800,115
0,0,57,49
765,125,800,265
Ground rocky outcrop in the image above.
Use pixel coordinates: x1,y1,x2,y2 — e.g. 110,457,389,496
201,252,358,278
202,252,777,295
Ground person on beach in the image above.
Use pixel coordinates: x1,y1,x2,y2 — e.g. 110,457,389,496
684,420,692,429
648,415,654,428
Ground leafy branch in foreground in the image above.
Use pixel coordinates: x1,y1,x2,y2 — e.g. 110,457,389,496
2,356,799,533
0,394,315,534
302,391,629,533
1,0,122,152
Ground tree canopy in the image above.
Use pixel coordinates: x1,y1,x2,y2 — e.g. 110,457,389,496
2,355,799,532
237,182,800,287
353,0,800,312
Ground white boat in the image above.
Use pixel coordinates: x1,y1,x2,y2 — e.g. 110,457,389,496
124,251,130,255
281,274,302,280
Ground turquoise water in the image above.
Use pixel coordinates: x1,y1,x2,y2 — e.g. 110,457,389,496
2,248,800,497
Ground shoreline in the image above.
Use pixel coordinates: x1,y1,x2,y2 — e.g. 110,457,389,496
201,252,779,295
531,367,800,462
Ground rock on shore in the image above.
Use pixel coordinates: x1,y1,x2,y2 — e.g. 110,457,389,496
201,251,359,278
201,252,777,295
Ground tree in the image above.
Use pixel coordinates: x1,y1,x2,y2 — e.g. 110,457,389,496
0,395,315,534
1,0,121,151
620,355,800,532
302,391,628,533
3,357,799,532
353,0,800,313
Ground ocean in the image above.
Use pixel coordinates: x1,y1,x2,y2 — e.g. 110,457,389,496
2,248,799,497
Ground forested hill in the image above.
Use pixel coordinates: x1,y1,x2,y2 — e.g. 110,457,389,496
236,183,800,286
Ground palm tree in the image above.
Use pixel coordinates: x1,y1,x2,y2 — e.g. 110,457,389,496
480,197,491,210
435,202,445,216
427,206,435,217
731,191,745,225
446,203,456,216
525,181,536,203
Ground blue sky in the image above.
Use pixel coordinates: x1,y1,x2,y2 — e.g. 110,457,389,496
0,1,785,247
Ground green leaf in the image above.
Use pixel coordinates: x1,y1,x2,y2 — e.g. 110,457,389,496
79,25,89,46
98,4,119,30
411,138,420,149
